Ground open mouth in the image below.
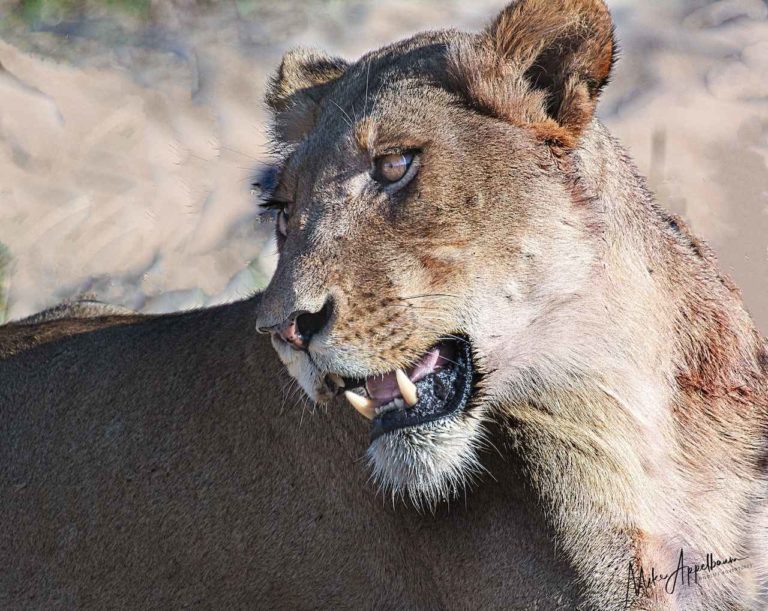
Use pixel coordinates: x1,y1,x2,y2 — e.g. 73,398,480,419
331,338,475,441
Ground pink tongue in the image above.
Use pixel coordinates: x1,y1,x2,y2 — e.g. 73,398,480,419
366,345,454,403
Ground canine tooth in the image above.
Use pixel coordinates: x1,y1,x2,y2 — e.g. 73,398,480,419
328,373,345,389
344,391,376,420
396,369,418,406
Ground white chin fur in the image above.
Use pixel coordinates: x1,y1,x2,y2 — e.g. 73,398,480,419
367,408,487,508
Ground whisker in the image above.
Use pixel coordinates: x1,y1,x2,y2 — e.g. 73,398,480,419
372,72,390,112
399,293,461,301
441,334,468,345
384,304,449,311
363,58,371,117
281,377,299,415
329,98,354,128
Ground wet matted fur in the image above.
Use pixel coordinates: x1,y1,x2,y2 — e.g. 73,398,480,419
256,0,768,608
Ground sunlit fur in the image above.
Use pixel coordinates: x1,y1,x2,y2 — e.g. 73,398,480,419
367,405,489,509
257,1,768,608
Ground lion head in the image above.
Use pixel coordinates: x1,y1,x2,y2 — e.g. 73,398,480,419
256,0,615,504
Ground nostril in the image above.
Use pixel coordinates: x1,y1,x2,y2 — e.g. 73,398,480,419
295,298,334,343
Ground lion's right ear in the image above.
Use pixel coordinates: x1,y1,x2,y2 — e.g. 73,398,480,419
266,48,349,143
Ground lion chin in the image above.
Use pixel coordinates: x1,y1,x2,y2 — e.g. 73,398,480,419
367,409,488,507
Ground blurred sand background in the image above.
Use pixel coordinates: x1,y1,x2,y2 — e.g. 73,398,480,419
0,0,766,331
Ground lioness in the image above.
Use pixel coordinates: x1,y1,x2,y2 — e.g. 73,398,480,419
255,0,768,608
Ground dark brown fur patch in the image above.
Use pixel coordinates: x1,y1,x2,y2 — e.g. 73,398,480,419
418,254,457,287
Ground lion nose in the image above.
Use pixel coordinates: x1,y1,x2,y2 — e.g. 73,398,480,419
275,299,334,351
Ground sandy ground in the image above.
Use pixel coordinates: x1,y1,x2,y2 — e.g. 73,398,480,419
0,0,766,331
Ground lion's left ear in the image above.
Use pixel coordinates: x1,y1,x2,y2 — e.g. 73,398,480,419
266,48,349,143
447,0,616,147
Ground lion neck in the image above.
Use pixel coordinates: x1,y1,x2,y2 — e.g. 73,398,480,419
573,119,765,403
479,120,767,601
476,116,767,497
477,119,766,417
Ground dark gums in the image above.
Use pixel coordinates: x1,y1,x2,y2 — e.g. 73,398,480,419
370,339,474,441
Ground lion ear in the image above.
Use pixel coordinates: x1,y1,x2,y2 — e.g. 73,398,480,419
448,0,615,147
266,48,349,143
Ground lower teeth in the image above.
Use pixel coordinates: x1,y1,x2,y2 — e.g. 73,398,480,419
376,397,406,415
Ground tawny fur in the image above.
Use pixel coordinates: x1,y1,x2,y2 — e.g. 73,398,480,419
0,300,582,608
0,301,141,359
257,1,768,608
1,1,765,608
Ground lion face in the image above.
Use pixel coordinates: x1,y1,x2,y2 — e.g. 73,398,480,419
257,0,614,504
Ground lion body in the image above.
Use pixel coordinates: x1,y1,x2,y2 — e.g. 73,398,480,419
0,300,580,608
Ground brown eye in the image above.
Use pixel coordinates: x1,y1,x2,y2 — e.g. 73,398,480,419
372,151,415,184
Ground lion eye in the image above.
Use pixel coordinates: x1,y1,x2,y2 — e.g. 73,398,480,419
372,152,414,184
